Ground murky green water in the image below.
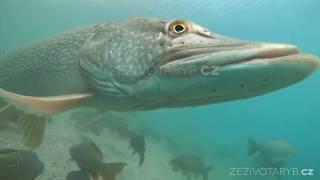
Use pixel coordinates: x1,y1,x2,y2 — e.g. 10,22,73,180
0,0,319,180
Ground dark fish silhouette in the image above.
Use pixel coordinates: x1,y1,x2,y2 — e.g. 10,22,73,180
66,170,91,180
170,155,213,180
248,137,295,163
0,149,44,180
129,134,146,166
70,141,126,180
248,137,295,179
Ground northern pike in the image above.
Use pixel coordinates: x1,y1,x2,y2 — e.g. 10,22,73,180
0,17,319,147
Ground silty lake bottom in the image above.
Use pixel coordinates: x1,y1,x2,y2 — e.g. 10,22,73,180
0,0,319,180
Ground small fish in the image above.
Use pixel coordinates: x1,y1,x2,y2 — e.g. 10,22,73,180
129,134,146,166
70,141,126,180
66,170,91,180
0,149,44,180
170,155,213,180
248,137,296,163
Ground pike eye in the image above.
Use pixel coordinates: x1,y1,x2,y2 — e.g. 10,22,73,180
166,20,189,37
174,24,186,34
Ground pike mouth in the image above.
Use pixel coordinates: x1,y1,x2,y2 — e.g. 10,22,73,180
160,43,310,67
160,44,248,66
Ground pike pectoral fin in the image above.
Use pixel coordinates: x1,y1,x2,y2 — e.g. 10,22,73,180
0,88,94,148
0,88,94,116
0,104,45,148
20,115,46,148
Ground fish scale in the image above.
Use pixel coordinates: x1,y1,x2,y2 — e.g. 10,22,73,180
0,25,96,96
107,30,162,83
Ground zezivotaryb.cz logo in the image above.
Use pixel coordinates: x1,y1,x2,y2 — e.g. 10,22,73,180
230,168,314,176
